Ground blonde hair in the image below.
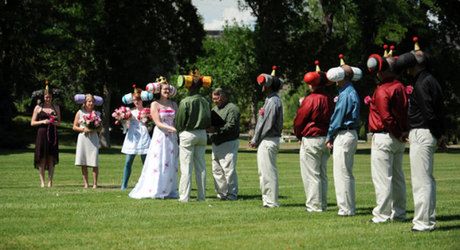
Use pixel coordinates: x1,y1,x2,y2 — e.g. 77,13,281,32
81,94,94,111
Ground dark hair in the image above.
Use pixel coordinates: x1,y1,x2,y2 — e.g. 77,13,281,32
341,65,353,81
318,72,329,86
153,82,170,100
271,77,282,92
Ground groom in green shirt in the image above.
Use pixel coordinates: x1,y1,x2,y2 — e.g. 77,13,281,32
176,72,211,202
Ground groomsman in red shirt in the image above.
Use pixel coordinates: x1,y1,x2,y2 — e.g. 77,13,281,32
294,61,334,212
366,45,409,223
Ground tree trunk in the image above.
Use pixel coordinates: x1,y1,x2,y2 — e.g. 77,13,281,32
100,82,111,148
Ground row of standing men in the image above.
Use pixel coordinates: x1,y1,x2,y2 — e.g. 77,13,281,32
31,38,444,233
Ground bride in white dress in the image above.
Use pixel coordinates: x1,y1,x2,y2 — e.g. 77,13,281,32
129,80,179,199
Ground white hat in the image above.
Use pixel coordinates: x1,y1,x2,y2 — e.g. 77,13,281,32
326,67,345,82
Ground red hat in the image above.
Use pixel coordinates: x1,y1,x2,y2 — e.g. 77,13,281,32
303,60,323,87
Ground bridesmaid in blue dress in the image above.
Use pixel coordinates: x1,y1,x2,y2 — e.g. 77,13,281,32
120,87,152,190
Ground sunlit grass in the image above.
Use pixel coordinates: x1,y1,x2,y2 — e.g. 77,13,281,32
0,144,459,249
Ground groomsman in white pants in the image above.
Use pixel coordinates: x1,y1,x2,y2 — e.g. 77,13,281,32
325,55,362,216
208,88,240,200
176,70,211,202
294,61,334,212
249,66,283,208
366,49,409,223
394,37,446,232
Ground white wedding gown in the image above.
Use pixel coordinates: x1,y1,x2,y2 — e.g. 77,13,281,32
129,106,179,199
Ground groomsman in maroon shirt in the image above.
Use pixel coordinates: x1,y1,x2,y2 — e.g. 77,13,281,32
366,45,409,223
294,61,334,212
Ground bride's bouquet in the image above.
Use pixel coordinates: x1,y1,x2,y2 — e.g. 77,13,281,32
80,111,102,130
112,106,132,125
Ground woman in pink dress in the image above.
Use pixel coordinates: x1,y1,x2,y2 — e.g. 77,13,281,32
129,78,179,199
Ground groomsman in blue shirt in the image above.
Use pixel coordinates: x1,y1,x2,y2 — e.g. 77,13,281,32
325,54,362,216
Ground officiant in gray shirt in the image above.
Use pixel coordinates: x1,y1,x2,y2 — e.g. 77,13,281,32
207,88,240,200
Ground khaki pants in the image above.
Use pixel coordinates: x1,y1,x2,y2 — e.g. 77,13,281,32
333,130,357,215
409,128,437,231
371,133,406,222
300,136,329,212
257,137,280,207
212,139,239,200
178,130,207,202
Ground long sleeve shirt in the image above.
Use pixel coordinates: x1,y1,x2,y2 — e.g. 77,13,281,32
210,102,240,145
251,92,283,146
326,82,360,142
368,79,409,139
293,90,334,139
176,94,211,132
409,70,445,138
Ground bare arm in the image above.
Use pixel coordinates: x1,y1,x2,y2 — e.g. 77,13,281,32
72,111,88,133
30,106,49,126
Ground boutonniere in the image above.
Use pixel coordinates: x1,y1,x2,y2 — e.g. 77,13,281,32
258,108,265,117
364,95,372,105
298,97,305,105
405,85,413,95
333,96,339,103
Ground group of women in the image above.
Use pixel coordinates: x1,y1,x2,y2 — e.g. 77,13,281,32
31,80,177,197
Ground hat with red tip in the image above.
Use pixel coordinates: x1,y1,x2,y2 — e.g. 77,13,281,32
393,36,427,72
257,65,283,89
303,60,330,87
327,54,362,82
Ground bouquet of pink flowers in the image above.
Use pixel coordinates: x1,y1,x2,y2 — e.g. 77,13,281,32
112,106,132,125
49,110,57,124
137,108,152,124
80,111,102,129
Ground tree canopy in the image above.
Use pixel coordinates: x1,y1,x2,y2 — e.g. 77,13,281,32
1,0,459,147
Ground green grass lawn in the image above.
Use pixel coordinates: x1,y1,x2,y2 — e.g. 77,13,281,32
1,143,459,249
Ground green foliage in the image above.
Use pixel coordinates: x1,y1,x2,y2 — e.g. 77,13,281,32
281,84,310,132
194,24,257,131
3,0,460,140
1,147,459,248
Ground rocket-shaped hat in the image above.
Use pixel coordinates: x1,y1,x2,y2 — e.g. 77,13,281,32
326,54,362,82
256,66,283,90
303,60,330,87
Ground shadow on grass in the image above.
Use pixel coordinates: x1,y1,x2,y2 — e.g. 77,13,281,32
237,194,262,200
240,148,375,155
437,214,460,221
96,185,121,189
354,207,373,215
281,202,338,208
436,224,460,231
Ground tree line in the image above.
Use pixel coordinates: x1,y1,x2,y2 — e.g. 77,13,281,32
1,0,459,148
